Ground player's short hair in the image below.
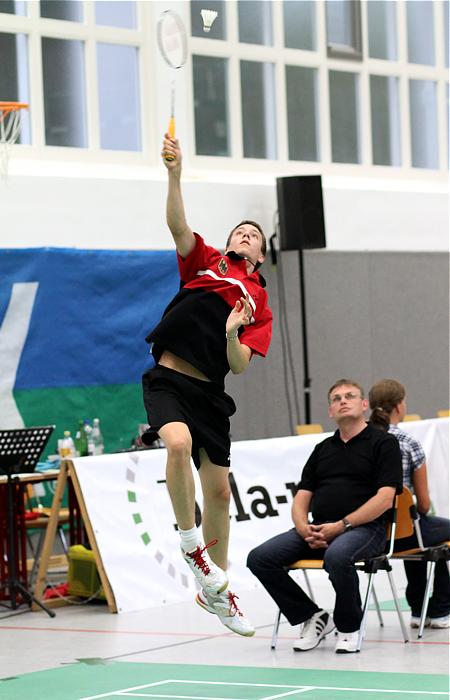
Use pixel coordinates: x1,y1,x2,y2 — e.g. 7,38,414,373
226,220,267,256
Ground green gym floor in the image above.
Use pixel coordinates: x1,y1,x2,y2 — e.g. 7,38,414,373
1,568,448,700
1,662,448,700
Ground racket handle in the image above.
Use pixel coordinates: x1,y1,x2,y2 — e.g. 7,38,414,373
164,116,176,161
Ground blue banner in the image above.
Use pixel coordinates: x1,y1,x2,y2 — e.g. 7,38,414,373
0,247,179,390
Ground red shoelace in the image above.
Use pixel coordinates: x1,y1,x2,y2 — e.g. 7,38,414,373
186,538,219,575
227,590,243,617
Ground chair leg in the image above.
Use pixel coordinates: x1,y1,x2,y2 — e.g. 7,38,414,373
271,608,282,650
27,532,36,557
302,570,315,602
371,585,384,627
357,573,375,651
386,569,409,643
58,526,69,555
418,561,435,639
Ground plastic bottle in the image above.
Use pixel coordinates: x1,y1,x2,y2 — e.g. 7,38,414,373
59,430,76,458
74,419,88,457
92,418,105,455
84,420,94,456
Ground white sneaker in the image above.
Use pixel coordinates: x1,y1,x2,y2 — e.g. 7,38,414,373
410,616,431,629
429,615,450,628
196,588,255,637
335,630,360,653
181,539,228,595
292,610,335,651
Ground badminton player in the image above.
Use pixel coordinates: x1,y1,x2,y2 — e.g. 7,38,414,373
142,133,272,636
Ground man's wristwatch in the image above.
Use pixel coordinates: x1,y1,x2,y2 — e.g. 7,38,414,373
342,517,353,532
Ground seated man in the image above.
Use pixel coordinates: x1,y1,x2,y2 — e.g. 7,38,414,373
247,378,402,654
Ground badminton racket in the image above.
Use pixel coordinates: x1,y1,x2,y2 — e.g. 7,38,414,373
157,10,188,161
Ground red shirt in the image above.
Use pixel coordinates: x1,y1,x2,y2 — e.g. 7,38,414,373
179,233,272,356
146,233,272,385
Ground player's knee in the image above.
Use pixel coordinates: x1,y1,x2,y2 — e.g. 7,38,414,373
166,435,192,461
206,483,231,510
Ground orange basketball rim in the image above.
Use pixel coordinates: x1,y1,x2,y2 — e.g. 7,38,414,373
0,100,28,177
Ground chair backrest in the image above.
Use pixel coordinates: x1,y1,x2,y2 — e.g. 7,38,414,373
403,414,422,422
295,423,323,436
437,409,450,418
384,493,400,556
395,486,416,540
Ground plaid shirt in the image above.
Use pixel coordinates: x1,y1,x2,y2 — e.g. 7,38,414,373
388,424,426,490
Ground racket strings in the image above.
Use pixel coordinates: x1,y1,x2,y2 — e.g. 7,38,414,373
157,10,187,158
158,11,187,70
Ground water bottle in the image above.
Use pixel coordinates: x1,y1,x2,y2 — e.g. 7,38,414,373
75,419,88,457
59,430,76,458
92,418,104,455
84,419,94,456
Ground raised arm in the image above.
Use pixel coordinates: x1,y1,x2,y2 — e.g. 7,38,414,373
162,133,196,258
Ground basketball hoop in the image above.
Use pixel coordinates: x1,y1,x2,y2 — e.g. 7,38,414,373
0,101,28,178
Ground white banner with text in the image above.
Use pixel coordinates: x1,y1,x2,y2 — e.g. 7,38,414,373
72,418,448,613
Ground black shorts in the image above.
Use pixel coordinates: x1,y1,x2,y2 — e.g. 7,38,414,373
142,365,236,469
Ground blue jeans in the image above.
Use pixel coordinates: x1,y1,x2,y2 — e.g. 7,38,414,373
247,522,386,633
402,514,450,618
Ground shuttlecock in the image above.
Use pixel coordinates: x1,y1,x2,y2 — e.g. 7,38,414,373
200,8,218,33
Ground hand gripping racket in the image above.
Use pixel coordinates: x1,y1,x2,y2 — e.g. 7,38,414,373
157,10,188,161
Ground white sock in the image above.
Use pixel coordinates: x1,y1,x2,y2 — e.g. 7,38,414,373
179,526,201,553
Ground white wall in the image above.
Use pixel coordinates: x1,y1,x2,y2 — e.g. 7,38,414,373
1,168,448,252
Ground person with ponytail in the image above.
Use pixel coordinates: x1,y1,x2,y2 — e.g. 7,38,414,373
369,379,450,629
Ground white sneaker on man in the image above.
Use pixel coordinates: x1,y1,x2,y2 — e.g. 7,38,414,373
181,540,228,595
410,616,430,629
292,610,335,651
196,588,255,637
335,630,359,653
429,615,450,628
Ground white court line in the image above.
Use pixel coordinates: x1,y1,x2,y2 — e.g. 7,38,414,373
110,695,268,699
80,680,315,698
293,688,447,696
135,681,311,687
150,680,449,696
89,690,312,700
79,678,448,700
80,679,172,700
261,689,315,699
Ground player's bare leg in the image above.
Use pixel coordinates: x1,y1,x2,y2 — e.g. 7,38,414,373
158,422,228,594
159,422,195,530
196,450,255,636
198,451,230,570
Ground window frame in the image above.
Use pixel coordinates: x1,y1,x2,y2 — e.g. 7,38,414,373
0,0,151,165
0,0,447,179
325,0,363,62
188,0,447,178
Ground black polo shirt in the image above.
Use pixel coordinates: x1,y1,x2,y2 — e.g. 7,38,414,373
298,423,403,523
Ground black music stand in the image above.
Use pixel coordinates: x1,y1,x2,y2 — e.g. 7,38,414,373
0,426,56,617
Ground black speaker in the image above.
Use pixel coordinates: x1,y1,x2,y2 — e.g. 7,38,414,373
276,175,326,250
